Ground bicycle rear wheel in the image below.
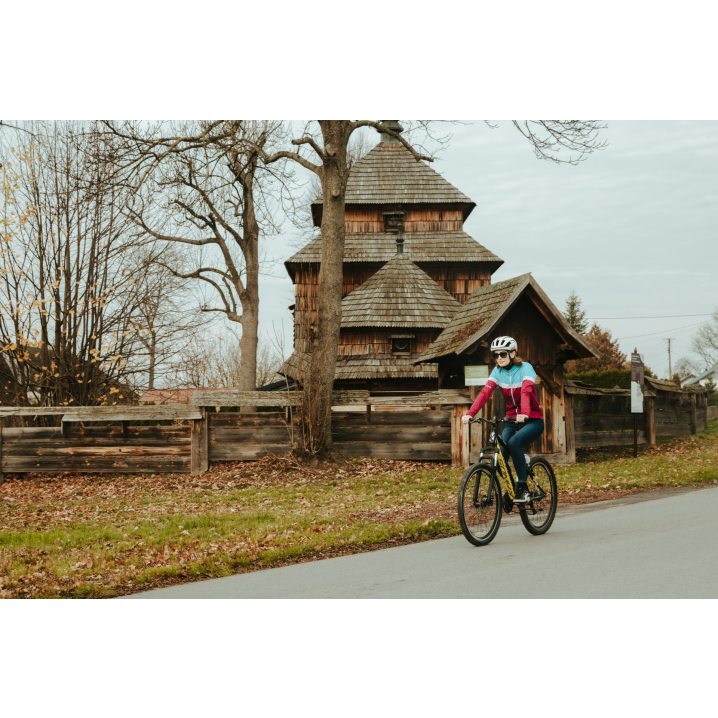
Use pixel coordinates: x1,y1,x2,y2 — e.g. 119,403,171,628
520,458,558,535
457,464,502,546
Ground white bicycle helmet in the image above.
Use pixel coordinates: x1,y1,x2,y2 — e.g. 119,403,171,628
490,336,517,352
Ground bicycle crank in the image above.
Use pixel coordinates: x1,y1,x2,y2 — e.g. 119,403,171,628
502,491,514,514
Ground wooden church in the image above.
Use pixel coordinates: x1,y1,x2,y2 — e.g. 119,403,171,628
281,121,504,393
280,117,598,456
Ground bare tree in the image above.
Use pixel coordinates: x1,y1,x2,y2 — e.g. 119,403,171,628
97,121,297,405
0,121,155,407
678,309,718,374
124,242,201,392
171,330,280,390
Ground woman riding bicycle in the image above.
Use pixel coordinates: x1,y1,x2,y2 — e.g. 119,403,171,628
461,336,545,503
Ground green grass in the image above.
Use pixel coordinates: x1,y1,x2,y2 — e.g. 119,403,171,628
1,423,717,598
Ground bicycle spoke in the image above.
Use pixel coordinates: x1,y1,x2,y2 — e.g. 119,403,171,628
458,466,501,545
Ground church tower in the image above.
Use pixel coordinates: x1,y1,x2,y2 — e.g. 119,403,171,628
282,121,504,393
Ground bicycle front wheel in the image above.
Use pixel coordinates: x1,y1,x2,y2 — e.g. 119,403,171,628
520,458,558,535
457,464,502,546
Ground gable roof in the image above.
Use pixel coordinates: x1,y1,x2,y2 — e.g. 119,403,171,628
341,254,461,329
414,273,599,363
311,142,475,225
285,231,503,279
683,361,718,386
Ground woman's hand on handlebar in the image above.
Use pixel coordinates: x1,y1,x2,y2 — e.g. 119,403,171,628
461,414,471,424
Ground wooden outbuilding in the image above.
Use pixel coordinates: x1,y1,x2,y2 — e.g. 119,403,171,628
414,273,599,463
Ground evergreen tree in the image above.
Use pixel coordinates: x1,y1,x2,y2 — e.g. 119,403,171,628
564,290,588,335
566,324,628,373
705,375,717,406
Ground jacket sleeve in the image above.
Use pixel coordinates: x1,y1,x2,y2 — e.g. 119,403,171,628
520,379,534,416
466,379,497,417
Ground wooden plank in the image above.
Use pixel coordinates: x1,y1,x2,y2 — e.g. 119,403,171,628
61,406,202,422
3,445,189,458
645,397,656,445
331,410,451,427
191,414,202,476
575,431,647,448
208,413,296,427
336,443,451,461
368,391,471,407
656,426,692,437
2,437,190,451
0,407,69,417
192,390,370,407
690,394,697,435
209,443,292,461
1,426,190,441
200,407,209,474
575,416,647,432
564,393,576,464
3,456,191,473
451,404,470,468
0,425,3,485
573,398,630,416
534,365,562,396
331,426,451,443
211,427,296,443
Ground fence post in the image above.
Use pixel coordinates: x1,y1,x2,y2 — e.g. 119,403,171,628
200,407,209,473
191,407,210,475
451,404,470,468
703,392,709,430
191,412,201,475
645,396,656,444
564,393,576,464
690,394,697,435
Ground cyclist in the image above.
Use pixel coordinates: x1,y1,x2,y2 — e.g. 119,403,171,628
461,336,545,503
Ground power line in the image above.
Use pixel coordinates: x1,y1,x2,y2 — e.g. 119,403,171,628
617,321,708,341
588,313,713,320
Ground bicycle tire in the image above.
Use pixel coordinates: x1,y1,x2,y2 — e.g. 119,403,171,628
457,464,502,546
519,458,558,535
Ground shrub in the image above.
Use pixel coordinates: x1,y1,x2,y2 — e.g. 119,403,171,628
566,368,653,390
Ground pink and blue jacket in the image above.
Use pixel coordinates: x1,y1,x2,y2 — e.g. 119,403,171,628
466,362,544,420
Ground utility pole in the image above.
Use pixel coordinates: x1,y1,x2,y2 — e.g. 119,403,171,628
664,337,676,378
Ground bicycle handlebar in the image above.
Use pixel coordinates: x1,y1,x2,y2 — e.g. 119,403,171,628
469,415,516,425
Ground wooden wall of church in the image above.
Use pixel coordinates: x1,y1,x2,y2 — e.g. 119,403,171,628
337,331,440,357
345,208,464,234
417,264,492,304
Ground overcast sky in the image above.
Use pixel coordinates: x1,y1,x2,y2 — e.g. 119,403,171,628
258,121,717,378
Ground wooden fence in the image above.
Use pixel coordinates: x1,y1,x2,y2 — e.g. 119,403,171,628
0,382,710,481
567,377,709,450
0,390,466,480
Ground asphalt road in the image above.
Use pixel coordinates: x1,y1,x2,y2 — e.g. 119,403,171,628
124,485,718,599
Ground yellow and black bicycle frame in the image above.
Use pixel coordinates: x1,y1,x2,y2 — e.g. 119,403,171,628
495,447,515,501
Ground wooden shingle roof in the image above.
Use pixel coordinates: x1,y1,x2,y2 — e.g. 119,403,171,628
311,142,476,225
414,273,599,363
285,231,503,278
279,351,438,382
341,254,461,329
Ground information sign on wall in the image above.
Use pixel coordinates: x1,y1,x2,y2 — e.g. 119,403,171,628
631,349,645,414
465,365,490,386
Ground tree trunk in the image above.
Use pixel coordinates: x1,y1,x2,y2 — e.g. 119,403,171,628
304,121,351,455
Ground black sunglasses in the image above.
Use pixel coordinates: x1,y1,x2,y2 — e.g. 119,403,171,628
492,351,510,359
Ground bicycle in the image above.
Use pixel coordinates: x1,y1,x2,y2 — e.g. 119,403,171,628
457,415,558,546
